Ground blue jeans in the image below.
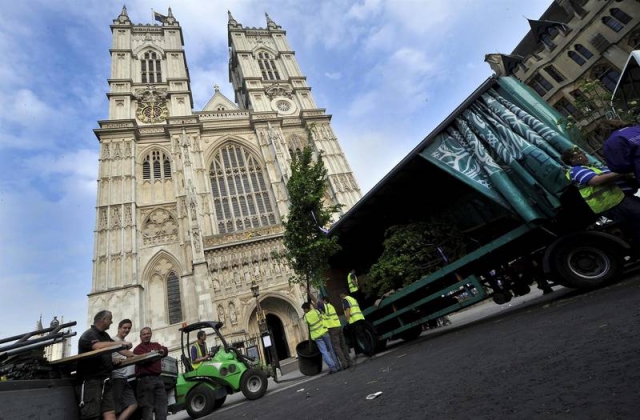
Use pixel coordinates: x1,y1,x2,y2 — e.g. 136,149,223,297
315,333,338,371
603,195,640,246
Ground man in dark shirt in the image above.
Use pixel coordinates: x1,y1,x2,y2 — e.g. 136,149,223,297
76,310,132,420
133,327,169,420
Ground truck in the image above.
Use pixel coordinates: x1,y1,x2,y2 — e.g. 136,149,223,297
325,74,639,355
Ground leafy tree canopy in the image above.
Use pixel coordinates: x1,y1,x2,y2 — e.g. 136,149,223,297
278,127,342,295
364,218,466,298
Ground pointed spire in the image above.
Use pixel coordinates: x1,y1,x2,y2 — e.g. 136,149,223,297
228,10,242,29
114,4,131,25
168,7,174,18
36,314,43,331
265,12,280,30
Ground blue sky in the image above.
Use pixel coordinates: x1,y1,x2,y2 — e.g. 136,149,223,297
0,0,551,341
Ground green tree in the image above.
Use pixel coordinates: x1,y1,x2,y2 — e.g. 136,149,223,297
278,128,342,299
561,78,639,157
365,218,466,298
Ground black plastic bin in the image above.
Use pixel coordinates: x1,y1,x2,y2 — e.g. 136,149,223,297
295,340,322,376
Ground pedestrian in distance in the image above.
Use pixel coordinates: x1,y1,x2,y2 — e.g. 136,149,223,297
75,310,133,420
301,302,340,374
133,327,169,420
190,330,212,369
561,146,640,246
111,319,138,420
319,295,353,370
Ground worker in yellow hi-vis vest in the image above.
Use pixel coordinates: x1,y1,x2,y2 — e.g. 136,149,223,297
339,291,372,356
347,269,363,302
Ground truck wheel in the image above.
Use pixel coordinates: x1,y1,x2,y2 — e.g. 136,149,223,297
354,322,377,357
397,325,422,342
551,238,622,289
186,385,216,419
492,290,512,305
240,368,268,400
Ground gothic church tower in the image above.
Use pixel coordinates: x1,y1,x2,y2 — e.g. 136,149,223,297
89,7,361,361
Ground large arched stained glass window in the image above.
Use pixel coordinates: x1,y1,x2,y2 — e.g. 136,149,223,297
210,143,277,234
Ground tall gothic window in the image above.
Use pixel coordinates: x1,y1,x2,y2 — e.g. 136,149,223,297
167,271,183,325
257,52,280,81
143,150,172,180
610,8,632,24
594,67,622,92
209,143,277,234
575,44,593,59
529,74,553,96
602,16,624,33
141,51,162,83
544,65,565,83
568,51,586,66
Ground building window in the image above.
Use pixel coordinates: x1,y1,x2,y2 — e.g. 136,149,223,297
530,74,553,96
554,98,581,119
167,271,183,325
575,44,593,59
143,150,172,180
257,52,280,81
610,8,632,24
568,51,586,66
141,51,162,83
209,143,277,234
602,16,624,33
544,65,565,83
595,67,622,93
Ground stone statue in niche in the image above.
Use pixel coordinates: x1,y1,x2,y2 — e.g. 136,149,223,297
217,305,225,323
229,303,237,325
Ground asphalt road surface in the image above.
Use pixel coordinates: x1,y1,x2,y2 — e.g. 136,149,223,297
201,275,640,420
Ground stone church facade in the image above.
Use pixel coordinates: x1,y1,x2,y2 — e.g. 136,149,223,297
88,7,361,362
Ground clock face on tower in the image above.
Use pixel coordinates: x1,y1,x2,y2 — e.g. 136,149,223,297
136,102,169,123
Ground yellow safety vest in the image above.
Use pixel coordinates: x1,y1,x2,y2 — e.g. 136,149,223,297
566,167,624,214
348,272,358,293
304,309,328,340
323,303,342,329
191,343,205,369
343,296,365,324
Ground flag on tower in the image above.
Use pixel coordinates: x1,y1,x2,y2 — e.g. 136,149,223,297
154,11,166,23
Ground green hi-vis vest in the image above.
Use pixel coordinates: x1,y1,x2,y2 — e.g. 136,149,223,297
344,296,365,324
191,343,205,369
323,303,342,329
304,309,328,340
566,167,625,214
348,273,358,293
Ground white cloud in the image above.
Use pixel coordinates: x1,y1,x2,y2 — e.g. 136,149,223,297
324,72,342,80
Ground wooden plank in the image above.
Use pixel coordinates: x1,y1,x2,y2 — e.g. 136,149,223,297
48,344,126,365
117,351,162,368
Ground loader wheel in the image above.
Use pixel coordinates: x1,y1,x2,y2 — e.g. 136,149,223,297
186,385,216,419
551,237,622,289
214,395,226,409
240,368,268,400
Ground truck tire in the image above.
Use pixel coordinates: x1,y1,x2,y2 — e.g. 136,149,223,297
397,325,422,342
186,384,216,419
354,322,377,357
550,236,623,289
240,368,268,400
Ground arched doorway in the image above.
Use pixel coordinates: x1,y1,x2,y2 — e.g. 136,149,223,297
266,313,290,361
